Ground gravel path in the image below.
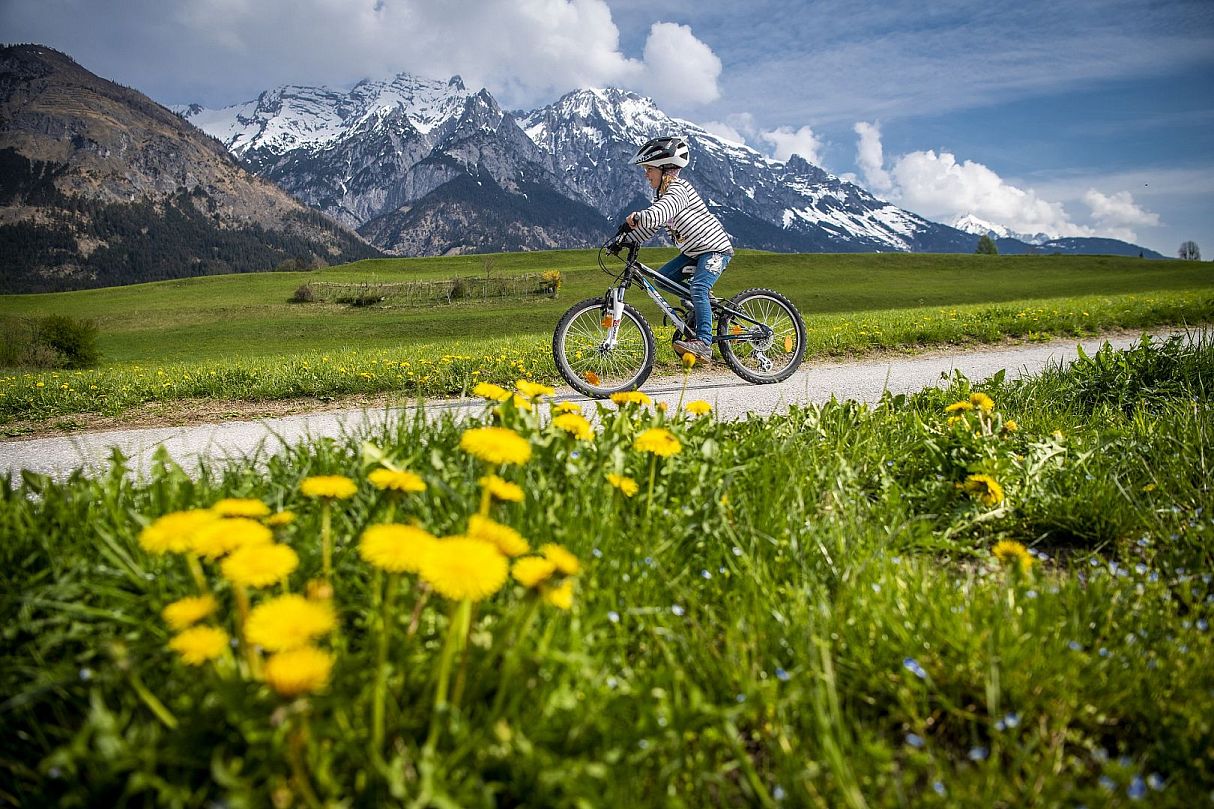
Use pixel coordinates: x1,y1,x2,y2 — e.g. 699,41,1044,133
1,330,1197,482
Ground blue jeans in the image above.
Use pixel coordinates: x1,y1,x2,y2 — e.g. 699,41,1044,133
657,252,731,344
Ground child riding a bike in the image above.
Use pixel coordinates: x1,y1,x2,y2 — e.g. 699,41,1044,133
624,136,733,363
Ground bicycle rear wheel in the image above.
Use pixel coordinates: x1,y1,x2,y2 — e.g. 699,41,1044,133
717,288,806,384
553,297,656,397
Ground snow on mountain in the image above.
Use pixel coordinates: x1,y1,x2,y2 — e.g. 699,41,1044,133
518,88,972,253
952,214,1052,245
177,74,473,158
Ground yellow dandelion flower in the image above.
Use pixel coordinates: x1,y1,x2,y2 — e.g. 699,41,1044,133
681,352,697,369
358,523,437,574
684,400,712,416
1003,419,1019,433
512,556,557,588
266,510,297,527
963,473,1005,507
368,468,427,493
479,474,524,503
191,517,274,560
969,392,995,413
607,473,639,497
473,382,512,402
634,427,682,458
467,514,530,557
992,540,1033,573
543,578,575,610
553,401,582,414
516,379,555,399
139,509,220,555
161,594,218,631
169,625,230,666
945,400,974,413
540,542,581,576
610,390,652,406
552,412,594,441
221,543,299,588
460,426,532,466
211,498,271,518
245,594,336,652
420,537,509,602
263,646,334,697
300,475,358,500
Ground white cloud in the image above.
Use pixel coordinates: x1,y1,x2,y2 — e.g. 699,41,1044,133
853,121,892,194
849,121,1170,241
0,0,722,111
700,120,748,145
759,125,824,165
1083,189,1160,229
640,22,722,107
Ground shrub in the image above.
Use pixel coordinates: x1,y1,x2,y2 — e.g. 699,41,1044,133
291,283,315,303
0,315,100,369
36,314,101,368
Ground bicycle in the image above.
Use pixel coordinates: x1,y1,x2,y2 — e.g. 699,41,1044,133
552,224,807,398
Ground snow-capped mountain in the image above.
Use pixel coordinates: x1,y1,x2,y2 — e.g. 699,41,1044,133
953,214,1049,245
177,74,607,254
519,88,974,253
179,73,1156,258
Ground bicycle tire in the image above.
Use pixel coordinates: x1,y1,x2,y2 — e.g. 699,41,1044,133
553,297,656,397
716,288,806,384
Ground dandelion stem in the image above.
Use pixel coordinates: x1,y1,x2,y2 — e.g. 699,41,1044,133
371,571,398,757
186,555,209,594
426,598,471,753
646,455,657,516
128,669,177,729
320,501,333,581
287,713,324,809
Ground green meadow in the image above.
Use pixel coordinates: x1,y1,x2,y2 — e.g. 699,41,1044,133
1,335,1211,806
1,251,1211,425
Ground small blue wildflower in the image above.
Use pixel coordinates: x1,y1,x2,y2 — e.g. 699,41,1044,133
995,712,1020,730
1146,773,1165,791
701,569,712,579
570,451,581,460
644,556,655,566
902,657,927,680
732,546,742,556
1127,776,1146,800
1098,776,1116,792
607,611,620,623
872,583,881,593
1137,537,1150,548
592,547,603,558
1099,647,1109,657
773,785,786,801
1025,589,1038,599
671,604,685,617
79,668,93,681
905,733,925,749
932,781,946,796
1135,563,1148,575
606,677,618,689
736,693,746,703
775,667,791,682
891,556,901,564
968,746,989,761
1068,640,1083,652
1197,619,1209,632
638,739,649,750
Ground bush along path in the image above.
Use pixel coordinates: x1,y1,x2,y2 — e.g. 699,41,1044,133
1,334,1212,806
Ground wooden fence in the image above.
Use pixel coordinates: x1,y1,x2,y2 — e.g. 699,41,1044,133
294,271,562,308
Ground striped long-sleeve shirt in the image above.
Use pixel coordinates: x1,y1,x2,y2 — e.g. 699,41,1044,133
628,178,733,257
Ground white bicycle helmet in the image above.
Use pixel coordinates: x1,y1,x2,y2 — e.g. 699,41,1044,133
631,136,689,169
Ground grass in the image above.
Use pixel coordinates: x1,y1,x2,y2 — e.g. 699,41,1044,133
1,334,1210,806
1,251,1211,425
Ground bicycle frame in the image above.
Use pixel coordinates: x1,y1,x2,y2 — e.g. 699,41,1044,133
601,240,772,349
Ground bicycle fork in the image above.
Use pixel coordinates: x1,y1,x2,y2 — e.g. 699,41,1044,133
599,287,628,349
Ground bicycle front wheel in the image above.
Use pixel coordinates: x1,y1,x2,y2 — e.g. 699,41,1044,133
553,297,656,397
717,288,806,384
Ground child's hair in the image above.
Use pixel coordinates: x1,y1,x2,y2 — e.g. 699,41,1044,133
654,168,679,201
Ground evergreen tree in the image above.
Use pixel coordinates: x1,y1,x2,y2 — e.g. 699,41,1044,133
976,234,999,255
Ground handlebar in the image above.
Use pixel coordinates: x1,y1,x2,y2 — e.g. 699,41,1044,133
604,221,635,256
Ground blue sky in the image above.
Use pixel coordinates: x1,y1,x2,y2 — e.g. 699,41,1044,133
4,0,1212,255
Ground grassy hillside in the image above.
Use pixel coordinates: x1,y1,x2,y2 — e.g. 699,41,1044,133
2,251,1209,365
